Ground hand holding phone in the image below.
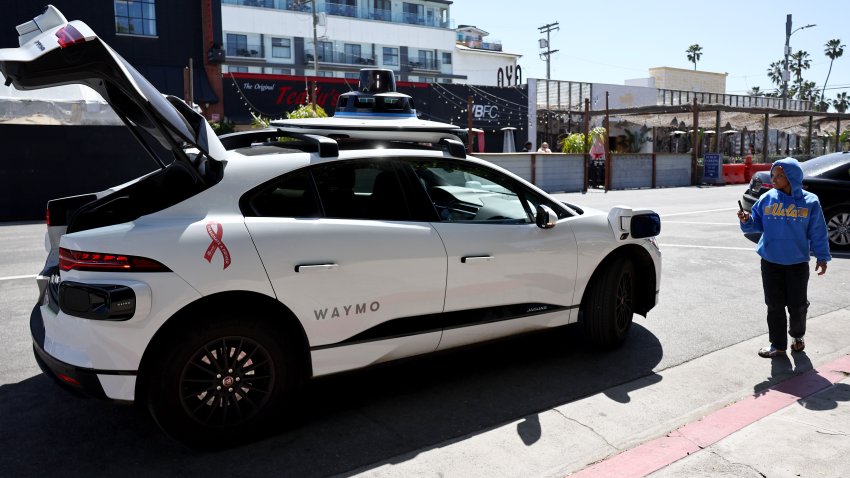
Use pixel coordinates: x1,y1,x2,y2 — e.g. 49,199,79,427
737,200,749,223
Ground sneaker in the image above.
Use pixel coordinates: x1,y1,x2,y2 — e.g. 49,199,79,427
790,338,805,352
758,345,786,358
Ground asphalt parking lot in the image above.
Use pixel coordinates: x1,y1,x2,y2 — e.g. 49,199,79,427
1,184,848,477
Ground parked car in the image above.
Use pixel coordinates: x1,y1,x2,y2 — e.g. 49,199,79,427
741,151,850,250
3,7,661,448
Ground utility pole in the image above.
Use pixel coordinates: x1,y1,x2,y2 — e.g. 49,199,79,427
310,0,319,112
781,14,792,111
538,22,559,145
781,14,815,111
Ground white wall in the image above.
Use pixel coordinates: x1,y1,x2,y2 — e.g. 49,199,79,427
222,5,455,52
453,49,519,86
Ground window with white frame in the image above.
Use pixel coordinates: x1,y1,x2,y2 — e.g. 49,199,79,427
114,0,157,36
383,47,398,66
441,52,452,65
272,38,291,59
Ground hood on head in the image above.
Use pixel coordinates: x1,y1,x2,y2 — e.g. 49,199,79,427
771,157,804,198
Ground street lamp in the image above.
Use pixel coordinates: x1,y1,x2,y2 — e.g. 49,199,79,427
781,14,815,110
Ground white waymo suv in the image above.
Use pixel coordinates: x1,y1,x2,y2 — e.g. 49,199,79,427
3,6,661,447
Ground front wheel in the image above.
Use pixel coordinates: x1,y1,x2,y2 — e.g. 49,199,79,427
145,318,296,449
825,207,850,251
582,257,635,349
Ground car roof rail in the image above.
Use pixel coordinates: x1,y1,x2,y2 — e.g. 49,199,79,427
217,128,339,157
438,138,466,158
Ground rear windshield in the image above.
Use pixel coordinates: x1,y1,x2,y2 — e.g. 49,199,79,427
801,153,850,177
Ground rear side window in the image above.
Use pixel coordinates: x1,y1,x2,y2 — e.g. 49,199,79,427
248,170,321,218
243,160,414,221
313,161,411,220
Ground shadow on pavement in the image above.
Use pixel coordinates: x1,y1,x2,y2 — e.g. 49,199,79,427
0,323,663,478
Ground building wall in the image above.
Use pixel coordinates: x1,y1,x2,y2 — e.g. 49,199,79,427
648,67,727,94
453,49,520,86
222,2,456,81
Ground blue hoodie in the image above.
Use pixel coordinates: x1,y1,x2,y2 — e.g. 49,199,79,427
741,157,831,265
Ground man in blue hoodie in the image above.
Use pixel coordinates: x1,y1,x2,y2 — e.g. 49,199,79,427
738,157,830,358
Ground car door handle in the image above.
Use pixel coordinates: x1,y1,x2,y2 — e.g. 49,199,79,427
295,263,339,273
461,255,493,264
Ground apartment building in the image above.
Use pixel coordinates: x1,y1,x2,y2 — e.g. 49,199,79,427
221,0,463,83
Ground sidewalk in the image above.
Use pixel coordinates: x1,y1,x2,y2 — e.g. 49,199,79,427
343,307,850,478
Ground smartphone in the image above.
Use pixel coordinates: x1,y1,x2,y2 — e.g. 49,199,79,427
738,200,744,212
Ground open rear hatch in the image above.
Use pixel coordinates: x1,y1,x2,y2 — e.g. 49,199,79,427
1,6,228,298
1,5,230,229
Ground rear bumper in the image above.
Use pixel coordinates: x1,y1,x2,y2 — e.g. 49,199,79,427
30,304,134,402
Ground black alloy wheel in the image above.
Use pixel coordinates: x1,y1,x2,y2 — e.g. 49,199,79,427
145,317,296,449
179,336,275,428
582,257,635,349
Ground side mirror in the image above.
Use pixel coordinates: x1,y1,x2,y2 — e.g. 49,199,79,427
536,205,557,229
631,213,661,238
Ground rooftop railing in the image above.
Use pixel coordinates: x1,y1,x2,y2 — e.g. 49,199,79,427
658,89,813,111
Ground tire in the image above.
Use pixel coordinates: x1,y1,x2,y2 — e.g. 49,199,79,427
582,257,635,349
144,316,297,449
825,207,850,251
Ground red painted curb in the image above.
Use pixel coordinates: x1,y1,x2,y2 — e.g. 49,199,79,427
568,354,850,478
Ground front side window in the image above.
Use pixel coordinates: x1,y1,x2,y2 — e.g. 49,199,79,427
271,37,291,58
412,160,564,223
114,0,157,36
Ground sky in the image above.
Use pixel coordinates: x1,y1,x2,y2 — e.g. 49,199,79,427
449,0,849,106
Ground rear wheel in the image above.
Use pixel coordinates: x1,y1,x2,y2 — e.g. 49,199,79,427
145,317,296,449
582,257,635,349
825,207,850,251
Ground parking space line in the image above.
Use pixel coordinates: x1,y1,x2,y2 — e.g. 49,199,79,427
664,221,739,225
660,244,753,251
661,208,736,217
0,274,36,282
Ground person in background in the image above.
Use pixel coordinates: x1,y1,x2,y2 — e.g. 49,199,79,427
522,141,533,152
537,142,552,153
737,158,830,358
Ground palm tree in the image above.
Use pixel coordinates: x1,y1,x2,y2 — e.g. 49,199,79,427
789,50,811,97
821,39,845,102
749,86,763,96
767,60,784,87
834,92,849,113
797,81,818,102
686,44,702,70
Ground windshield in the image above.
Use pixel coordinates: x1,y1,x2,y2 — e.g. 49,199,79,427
801,153,850,177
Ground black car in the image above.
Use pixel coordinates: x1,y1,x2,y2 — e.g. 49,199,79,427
741,151,850,250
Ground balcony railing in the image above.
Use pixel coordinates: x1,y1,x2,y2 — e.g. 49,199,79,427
325,2,357,17
222,0,309,12
305,50,377,66
226,43,263,58
222,0,452,28
407,58,439,70
457,38,503,52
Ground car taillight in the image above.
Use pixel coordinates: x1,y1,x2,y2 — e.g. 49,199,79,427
46,207,51,226
55,24,86,48
59,248,170,272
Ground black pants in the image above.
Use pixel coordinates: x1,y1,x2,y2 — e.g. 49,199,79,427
760,259,809,350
